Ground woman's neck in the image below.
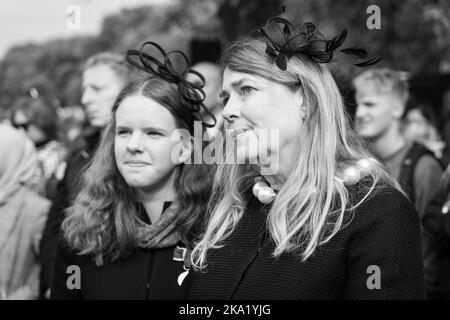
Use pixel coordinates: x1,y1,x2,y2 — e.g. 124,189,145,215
257,141,298,190
254,163,286,191
262,174,284,191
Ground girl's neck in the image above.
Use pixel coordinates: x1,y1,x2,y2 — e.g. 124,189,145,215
136,171,177,224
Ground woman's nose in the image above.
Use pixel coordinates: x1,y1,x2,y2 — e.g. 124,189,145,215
222,96,241,123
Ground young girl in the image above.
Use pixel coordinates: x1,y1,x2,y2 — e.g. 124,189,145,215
51,43,214,299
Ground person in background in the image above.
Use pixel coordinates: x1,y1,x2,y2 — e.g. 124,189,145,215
403,101,448,165
188,62,223,139
0,107,7,124
58,105,87,148
440,89,450,148
39,52,131,299
423,164,450,299
353,68,443,299
10,97,68,200
423,90,450,299
0,124,50,299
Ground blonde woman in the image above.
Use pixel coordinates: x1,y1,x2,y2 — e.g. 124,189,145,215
189,10,425,299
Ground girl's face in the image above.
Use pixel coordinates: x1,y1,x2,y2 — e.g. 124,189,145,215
220,68,304,175
114,95,190,194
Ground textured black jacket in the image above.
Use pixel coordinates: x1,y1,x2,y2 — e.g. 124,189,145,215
189,183,425,299
50,241,191,300
50,202,192,300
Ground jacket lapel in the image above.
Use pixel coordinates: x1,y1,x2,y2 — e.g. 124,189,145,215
190,196,268,299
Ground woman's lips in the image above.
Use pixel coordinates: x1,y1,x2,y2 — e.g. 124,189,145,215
230,128,249,138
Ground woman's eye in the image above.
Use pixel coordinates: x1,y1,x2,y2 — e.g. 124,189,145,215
116,129,130,136
222,96,229,106
240,86,254,95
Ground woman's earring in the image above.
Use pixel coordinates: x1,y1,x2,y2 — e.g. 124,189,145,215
252,177,276,204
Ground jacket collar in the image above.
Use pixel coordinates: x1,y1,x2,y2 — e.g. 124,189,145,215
190,196,269,299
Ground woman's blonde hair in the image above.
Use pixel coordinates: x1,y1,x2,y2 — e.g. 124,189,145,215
192,36,400,269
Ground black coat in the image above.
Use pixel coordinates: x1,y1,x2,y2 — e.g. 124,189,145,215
189,182,425,300
50,241,192,300
50,200,192,299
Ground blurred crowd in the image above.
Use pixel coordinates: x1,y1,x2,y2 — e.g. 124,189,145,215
1,48,450,299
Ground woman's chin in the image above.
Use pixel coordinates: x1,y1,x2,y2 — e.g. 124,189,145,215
235,148,258,165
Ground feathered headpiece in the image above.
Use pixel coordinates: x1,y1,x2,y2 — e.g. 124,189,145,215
250,6,381,71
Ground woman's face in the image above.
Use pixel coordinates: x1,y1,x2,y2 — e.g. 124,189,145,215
220,68,304,175
114,95,189,194
13,110,47,145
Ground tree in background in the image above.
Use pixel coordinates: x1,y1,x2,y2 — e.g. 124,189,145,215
0,0,449,115
0,3,196,111
284,0,450,76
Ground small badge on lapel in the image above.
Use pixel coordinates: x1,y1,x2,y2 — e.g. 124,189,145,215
173,245,190,286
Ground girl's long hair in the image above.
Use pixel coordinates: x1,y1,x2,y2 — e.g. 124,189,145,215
62,76,213,266
192,36,401,268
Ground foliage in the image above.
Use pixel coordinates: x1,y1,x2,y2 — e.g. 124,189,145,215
0,0,448,112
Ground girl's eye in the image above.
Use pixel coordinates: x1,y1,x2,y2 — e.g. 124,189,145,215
240,86,254,95
146,131,162,136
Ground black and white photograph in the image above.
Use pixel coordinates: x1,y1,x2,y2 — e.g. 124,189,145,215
0,0,449,311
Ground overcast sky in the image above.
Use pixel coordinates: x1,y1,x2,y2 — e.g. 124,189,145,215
0,0,173,59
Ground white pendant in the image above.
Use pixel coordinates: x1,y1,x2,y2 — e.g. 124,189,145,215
343,167,360,185
252,181,266,195
357,158,372,169
177,269,189,286
258,187,277,204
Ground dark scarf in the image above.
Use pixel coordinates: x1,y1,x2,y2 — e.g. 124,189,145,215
137,201,183,249
137,201,192,268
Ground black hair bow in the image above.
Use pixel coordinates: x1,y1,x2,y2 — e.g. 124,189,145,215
251,6,382,71
126,41,216,128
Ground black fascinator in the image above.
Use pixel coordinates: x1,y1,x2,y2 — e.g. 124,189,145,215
126,41,216,128
251,6,382,71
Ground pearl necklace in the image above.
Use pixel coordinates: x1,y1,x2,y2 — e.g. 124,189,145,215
251,158,375,204
252,176,277,204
